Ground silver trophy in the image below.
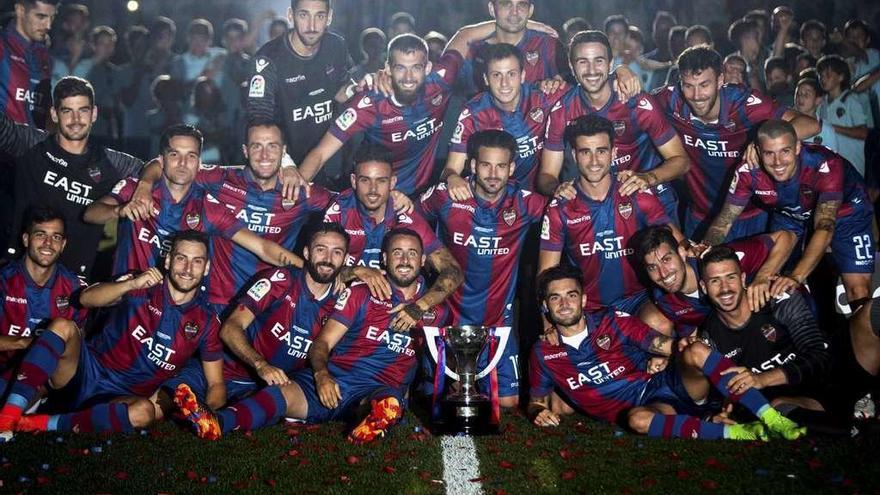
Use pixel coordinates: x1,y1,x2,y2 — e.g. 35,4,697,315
424,325,511,435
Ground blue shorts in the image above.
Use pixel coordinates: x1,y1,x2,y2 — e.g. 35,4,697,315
831,212,875,274
53,344,140,409
639,367,714,417
290,369,405,424
684,208,768,242
160,360,258,404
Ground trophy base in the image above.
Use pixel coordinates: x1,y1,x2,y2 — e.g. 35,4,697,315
435,398,499,436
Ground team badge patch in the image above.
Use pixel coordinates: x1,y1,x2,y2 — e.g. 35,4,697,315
724,121,737,132
529,108,544,123
247,279,272,302
422,310,437,325
761,324,777,342
525,51,539,66
431,94,444,106
281,198,296,210
55,296,70,311
336,108,358,131
184,321,200,340
185,213,201,229
596,334,611,350
617,202,633,219
502,208,517,226
248,75,265,98
613,120,626,136
88,167,102,182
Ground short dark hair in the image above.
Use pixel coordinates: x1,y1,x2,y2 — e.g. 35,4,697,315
698,245,742,275
387,33,428,63
482,42,524,74
53,76,94,108
817,54,851,89
245,116,282,141
223,18,248,36
744,9,769,27
796,52,817,69
125,25,149,47
308,222,350,251
626,26,645,46
90,25,117,44
168,230,209,254
353,143,393,173
537,264,583,303
728,18,759,46
565,114,615,149
291,0,331,10
569,30,612,63
800,20,827,40
796,76,822,95
844,19,870,37
188,18,213,39
389,11,415,29
466,129,518,164
685,24,712,45
159,124,203,155
563,17,591,35
677,45,722,78
150,16,176,38
756,119,797,142
16,0,60,9
382,227,423,256
764,56,788,76
633,226,679,265
603,14,628,33
23,206,65,235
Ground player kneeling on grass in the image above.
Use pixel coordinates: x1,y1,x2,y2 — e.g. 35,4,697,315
177,228,449,443
0,231,224,442
527,264,806,441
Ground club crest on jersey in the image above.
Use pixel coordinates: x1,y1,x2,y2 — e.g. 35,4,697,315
724,121,737,132
185,213,201,229
618,202,633,219
431,94,444,106
761,324,777,342
596,334,611,350
281,198,296,210
247,278,271,302
421,310,437,325
55,296,70,311
525,51,539,66
87,167,102,182
529,108,544,123
184,321,200,340
613,120,626,136
502,208,517,226
249,75,265,98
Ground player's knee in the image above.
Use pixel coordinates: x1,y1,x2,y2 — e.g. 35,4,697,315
127,399,157,428
499,396,519,408
46,318,79,341
626,408,654,434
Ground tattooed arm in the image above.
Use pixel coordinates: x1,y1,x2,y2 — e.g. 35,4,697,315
701,201,745,246
774,200,839,294
647,333,674,357
419,247,464,309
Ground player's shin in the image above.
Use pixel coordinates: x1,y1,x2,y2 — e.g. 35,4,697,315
0,331,66,431
216,386,288,435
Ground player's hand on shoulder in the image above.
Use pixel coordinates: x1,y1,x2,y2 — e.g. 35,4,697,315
281,162,310,202
390,190,414,214
747,276,773,311
612,65,642,101
540,326,560,346
538,77,566,96
446,174,473,201
553,180,576,201
533,408,561,427
352,266,391,300
617,170,653,196
389,302,425,333
769,274,801,297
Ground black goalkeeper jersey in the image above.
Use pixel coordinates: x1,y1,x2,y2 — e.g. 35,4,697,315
246,30,354,165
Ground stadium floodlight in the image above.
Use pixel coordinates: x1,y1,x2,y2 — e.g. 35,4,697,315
126,0,139,12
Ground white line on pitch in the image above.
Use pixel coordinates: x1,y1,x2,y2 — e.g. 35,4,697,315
441,435,483,495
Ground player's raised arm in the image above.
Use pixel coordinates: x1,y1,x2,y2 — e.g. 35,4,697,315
748,230,797,309
298,132,345,184
82,195,122,225
79,267,163,308
781,109,820,141
230,228,303,269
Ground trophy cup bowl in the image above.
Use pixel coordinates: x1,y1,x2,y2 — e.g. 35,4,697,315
440,325,498,435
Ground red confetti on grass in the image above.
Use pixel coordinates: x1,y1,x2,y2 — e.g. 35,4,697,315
186,471,198,481
469,477,487,483
382,466,397,474
36,476,50,486
807,459,822,470
559,449,571,460
493,489,508,495
701,479,718,490
705,457,726,470
115,472,129,481
265,479,276,487
561,470,576,480
287,449,300,457
498,461,514,469
676,469,691,480
345,456,360,465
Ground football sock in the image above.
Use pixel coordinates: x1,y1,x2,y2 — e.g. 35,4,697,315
48,403,134,433
700,349,769,416
647,414,725,440
2,331,66,422
217,386,287,434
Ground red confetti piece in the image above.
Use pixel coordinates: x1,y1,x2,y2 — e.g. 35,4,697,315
498,460,514,469
115,472,129,481
705,457,726,470
36,476,49,486
701,479,719,491
345,456,359,465
559,449,571,460
643,478,657,488
494,490,508,495
288,449,300,457
469,477,487,483
382,466,396,474
561,470,576,480
807,459,822,470
340,475,350,482
186,471,198,481
676,469,691,480
418,471,431,481
265,479,277,487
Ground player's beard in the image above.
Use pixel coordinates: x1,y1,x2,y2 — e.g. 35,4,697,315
27,245,60,268
306,260,341,284
549,305,583,328
712,289,743,313
392,78,422,105
387,262,419,288
475,175,506,198
59,122,91,142
169,271,202,294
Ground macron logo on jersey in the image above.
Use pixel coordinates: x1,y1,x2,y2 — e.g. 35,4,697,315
637,98,653,111
746,95,763,106
819,161,830,174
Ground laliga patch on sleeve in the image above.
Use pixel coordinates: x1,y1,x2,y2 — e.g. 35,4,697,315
541,215,551,240
112,179,127,195
335,108,358,131
334,287,351,311
451,122,464,144
247,278,272,302
249,75,266,98
728,169,739,194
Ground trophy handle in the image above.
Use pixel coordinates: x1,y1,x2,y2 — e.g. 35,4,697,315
422,326,512,381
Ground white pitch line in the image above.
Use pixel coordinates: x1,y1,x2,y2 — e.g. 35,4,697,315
441,435,483,495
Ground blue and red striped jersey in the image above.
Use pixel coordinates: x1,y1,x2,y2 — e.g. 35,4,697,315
529,311,660,423
89,282,222,397
0,260,86,367
420,181,545,326
109,178,244,276
458,29,567,96
223,266,336,381
653,84,785,225
540,178,671,311
450,83,566,190
725,143,871,223
0,21,51,127
652,235,775,337
328,280,448,390
323,189,442,268
195,166,333,305
329,51,463,194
